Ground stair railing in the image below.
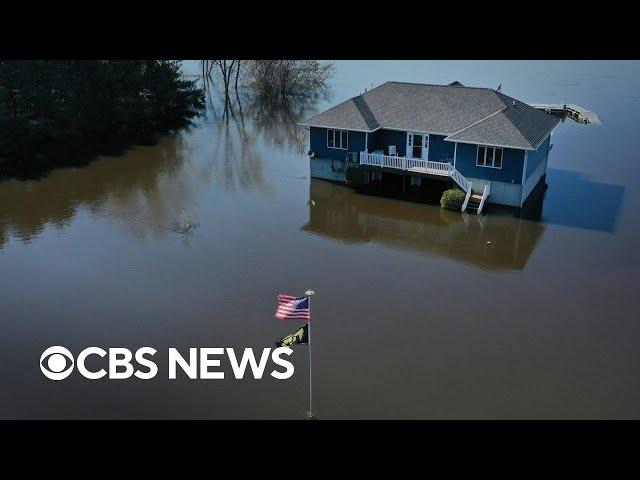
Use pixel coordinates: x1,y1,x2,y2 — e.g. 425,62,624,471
477,183,491,214
461,183,472,212
449,164,471,193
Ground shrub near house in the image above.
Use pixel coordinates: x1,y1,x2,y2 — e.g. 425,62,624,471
440,188,466,211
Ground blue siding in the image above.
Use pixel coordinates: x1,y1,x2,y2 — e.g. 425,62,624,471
311,128,454,162
310,157,347,182
455,142,525,184
369,129,407,156
428,134,455,163
525,134,550,180
368,130,455,161
309,127,366,161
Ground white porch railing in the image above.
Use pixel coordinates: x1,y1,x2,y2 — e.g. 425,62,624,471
477,183,491,214
359,151,471,193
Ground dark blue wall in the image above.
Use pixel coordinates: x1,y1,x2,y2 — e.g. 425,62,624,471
311,128,457,163
525,134,550,180
455,142,525,184
428,135,455,163
309,127,366,161
368,129,407,156
368,130,455,161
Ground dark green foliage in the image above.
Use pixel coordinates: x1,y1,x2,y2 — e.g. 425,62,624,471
440,188,466,211
0,60,204,179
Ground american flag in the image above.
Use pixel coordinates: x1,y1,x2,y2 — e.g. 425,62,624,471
275,294,310,320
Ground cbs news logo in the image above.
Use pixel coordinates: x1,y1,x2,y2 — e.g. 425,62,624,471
40,346,295,380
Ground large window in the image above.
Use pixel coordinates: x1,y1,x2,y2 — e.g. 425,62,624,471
476,145,503,169
327,129,348,150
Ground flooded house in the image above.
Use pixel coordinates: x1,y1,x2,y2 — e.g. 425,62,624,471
301,81,561,212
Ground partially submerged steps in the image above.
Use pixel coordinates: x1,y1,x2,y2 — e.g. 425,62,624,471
467,199,481,212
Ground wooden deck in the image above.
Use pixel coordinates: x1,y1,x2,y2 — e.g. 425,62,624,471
358,152,491,214
528,103,600,125
359,152,470,192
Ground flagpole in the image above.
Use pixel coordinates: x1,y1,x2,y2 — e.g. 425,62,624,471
305,289,315,419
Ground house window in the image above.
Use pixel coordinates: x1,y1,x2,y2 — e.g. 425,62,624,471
327,129,348,150
476,146,503,168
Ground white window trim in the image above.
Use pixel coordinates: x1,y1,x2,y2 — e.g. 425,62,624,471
476,145,503,169
327,129,348,150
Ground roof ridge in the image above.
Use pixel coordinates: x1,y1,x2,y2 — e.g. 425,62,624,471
445,106,507,138
383,80,495,92
360,81,389,97
494,89,542,114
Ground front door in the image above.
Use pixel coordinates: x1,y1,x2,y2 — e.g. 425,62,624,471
407,133,428,159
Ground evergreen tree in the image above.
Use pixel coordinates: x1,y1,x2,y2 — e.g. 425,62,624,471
0,60,204,179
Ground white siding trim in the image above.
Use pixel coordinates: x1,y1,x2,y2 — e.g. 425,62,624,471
453,142,457,168
521,157,546,207
520,151,528,206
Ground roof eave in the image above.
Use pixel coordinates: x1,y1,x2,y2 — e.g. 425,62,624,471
298,122,380,133
443,137,535,151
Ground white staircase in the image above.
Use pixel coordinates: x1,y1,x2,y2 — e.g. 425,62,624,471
465,184,491,214
359,151,487,213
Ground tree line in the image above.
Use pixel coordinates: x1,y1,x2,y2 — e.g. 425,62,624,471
0,60,334,180
0,60,205,179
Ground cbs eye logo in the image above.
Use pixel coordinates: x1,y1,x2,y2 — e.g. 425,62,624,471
40,346,75,380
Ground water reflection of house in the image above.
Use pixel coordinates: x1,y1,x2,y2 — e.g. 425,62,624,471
302,180,546,271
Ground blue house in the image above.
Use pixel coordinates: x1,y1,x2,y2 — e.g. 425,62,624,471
300,81,560,213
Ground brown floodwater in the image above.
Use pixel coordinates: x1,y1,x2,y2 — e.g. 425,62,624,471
1,61,639,419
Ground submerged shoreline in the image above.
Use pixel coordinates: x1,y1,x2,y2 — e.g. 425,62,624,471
0,60,205,181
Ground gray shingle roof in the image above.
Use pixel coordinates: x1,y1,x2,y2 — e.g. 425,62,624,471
301,96,375,131
446,92,561,149
352,95,380,130
301,82,560,150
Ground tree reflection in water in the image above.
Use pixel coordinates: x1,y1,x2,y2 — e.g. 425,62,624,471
0,81,328,249
244,87,330,155
0,134,194,246
202,87,270,193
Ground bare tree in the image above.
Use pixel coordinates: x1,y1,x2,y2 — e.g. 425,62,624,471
200,60,243,96
219,60,236,96
245,60,333,99
234,60,241,94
